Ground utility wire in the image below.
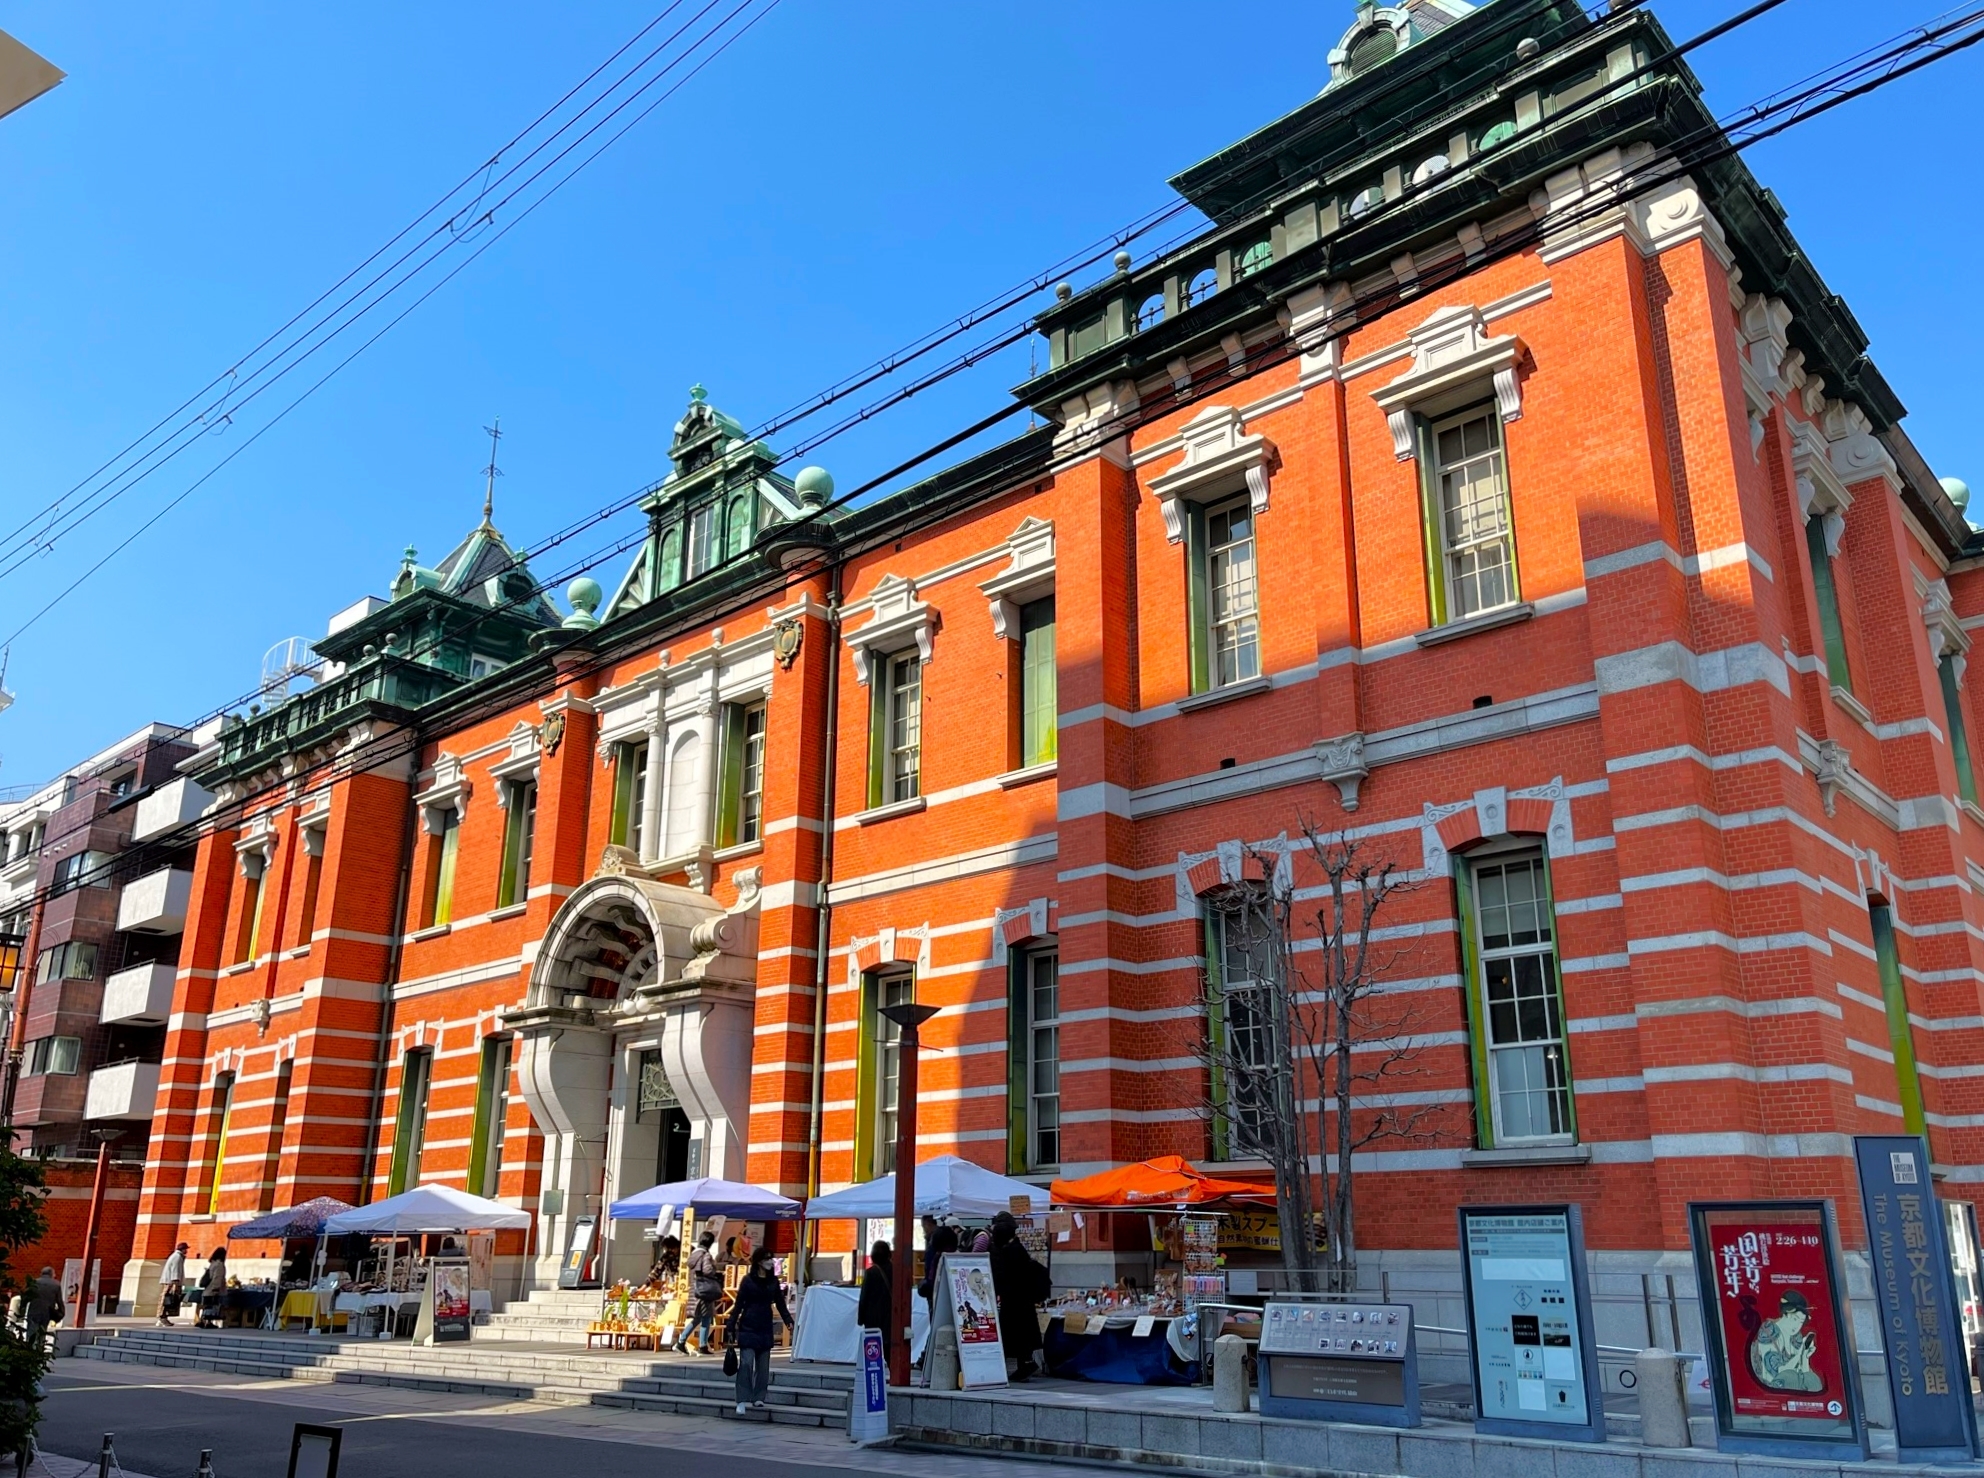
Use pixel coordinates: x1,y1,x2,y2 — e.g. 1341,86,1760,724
8,0,1975,910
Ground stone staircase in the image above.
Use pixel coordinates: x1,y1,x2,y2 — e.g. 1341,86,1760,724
74,1328,852,1427
474,1286,604,1344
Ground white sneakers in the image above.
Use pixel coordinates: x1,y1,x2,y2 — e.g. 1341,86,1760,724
735,1402,748,1416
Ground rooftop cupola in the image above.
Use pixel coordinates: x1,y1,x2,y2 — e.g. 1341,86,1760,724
1325,0,1478,89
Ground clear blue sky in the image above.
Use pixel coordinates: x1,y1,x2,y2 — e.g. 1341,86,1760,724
1,0,1977,788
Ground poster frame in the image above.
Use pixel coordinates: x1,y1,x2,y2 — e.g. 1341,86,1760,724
1853,1135,1982,1463
1456,1202,1605,1443
1686,1198,1868,1460
848,1327,890,1442
929,1252,1006,1389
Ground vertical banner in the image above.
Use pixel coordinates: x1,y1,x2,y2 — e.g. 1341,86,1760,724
936,1253,1006,1389
59,1259,99,1328
848,1328,890,1442
1457,1205,1604,1443
1688,1200,1867,1459
426,1258,473,1345
1854,1136,1982,1462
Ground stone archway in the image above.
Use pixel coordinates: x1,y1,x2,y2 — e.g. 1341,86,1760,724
504,850,761,1278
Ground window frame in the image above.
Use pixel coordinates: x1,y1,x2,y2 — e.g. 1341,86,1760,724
1457,845,1576,1148
1421,403,1520,626
388,1047,434,1195
1018,597,1058,768
467,1035,514,1198
856,968,915,1180
1006,945,1062,1173
1870,900,1925,1135
1940,656,1977,806
1204,890,1277,1162
1806,514,1853,694
715,700,769,849
1186,494,1262,694
609,739,650,851
496,778,537,910
867,652,923,807
426,810,460,928
205,1072,236,1215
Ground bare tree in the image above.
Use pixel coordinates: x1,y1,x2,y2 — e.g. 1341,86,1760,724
1195,824,1434,1292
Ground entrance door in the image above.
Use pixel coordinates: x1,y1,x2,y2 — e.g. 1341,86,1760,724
659,1106,691,1185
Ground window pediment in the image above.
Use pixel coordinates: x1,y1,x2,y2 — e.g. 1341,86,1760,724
490,721,542,801
1790,418,1852,556
234,816,278,879
845,574,936,685
978,517,1056,639
1145,405,1277,544
1371,304,1525,460
413,752,471,834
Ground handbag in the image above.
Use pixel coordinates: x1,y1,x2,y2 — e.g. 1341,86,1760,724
162,1288,183,1316
722,1344,739,1377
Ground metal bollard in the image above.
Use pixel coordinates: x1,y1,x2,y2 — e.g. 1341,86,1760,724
98,1433,113,1478
196,1448,216,1478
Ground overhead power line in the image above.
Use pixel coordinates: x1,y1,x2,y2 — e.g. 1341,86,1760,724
7,0,1975,917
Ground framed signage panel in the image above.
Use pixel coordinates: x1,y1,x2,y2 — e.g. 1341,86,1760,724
1854,1136,1982,1463
931,1253,1006,1389
1458,1204,1605,1443
1257,1300,1420,1427
1687,1200,1867,1459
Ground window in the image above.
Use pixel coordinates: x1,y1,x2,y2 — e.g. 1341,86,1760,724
1806,516,1853,693
296,848,324,946
1235,240,1272,279
35,941,98,985
1007,950,1061,1172
686,502,717,580
861,970,915,1179
424,811,460,928
1135,295,1165,332
51,851,112,894
716,701,768,848
1020,598,1057,768
468,1035,514,1198
1183,268,1218,309
106,770,135,801
260,1060,293,1213
1189,496,1261,692
496,779,537,910
1870,901,1925,1135
25,1036,80,1076
232,861,270,965
868,653,922,807
1427,407,1517,622
1461,851,1573,1145
609,739,651,853
1347,24,1398,73
1940,657,1977,806
205,1073,235,1215
388,1048,433,1195
1205,892,1277,1160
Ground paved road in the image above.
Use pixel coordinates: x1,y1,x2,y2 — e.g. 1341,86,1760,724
37,1365,1089,1478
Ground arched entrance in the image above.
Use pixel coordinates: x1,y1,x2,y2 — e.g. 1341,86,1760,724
504,850,762,1279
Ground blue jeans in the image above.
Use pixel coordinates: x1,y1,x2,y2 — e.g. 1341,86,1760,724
735,1344,770,1405
682,1297,716,1349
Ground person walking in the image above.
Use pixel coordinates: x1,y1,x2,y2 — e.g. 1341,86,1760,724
989,1212,1050,1382
156,1242,189,1327
857,1240,894,1366
23,1268,63,1351
194,1247,228,1329
674,1230,723,1355
726,1246,793,1414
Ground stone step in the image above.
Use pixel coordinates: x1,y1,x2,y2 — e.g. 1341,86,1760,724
591,1390,837,1427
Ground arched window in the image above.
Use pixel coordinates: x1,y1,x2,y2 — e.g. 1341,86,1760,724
726,493,752,560
1235,240,1272,280
1347,25,1397,75
1347,184,1385,219
655,526,683,595
1183,268,1218,309
1135,295,1165,331
662,729,703,857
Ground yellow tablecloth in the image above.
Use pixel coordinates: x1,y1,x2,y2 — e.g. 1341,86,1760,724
278,1289,336,1328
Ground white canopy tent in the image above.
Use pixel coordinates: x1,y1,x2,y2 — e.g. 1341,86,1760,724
802,1154,1045,1221
325,1184,533,1322
324,1183,532,1234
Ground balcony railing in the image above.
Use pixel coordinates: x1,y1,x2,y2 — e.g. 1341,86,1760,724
102,962,175,1025
116,867,193,934
85,1060,160,1121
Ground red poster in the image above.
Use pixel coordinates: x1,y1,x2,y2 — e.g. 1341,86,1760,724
1699,1207,1848,1424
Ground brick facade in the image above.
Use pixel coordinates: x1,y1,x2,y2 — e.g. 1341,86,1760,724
123,0,1984,1306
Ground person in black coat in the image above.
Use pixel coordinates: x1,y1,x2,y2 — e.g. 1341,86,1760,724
857,1240,894,1364
725,1246,793,1413
988,1211,1049,1381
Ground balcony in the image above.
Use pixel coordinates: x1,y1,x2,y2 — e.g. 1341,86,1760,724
116,867,192,934
131,777,213,842
85,1060,160,1121
102,962,175,1025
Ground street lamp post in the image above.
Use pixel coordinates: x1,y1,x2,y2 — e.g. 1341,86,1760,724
75,1126,123,1327
878,1000,939,1389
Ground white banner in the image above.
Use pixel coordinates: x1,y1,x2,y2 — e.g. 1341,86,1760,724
934,1253,1006,1390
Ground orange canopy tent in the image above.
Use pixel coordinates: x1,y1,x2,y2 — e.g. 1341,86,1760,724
1048,1155,1276,1209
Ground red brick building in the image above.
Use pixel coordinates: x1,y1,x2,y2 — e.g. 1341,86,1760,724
124,0,1984,1317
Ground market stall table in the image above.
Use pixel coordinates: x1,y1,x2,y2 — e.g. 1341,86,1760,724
1041,1307,1198,1385
211,1287,277,1329
790,1283,929,1363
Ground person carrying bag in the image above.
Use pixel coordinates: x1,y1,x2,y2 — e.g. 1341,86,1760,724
725,1247,793,1414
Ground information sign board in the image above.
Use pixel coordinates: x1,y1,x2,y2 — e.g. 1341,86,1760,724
1688,1199,1866,1459
1257,1301,1420,1427
848,1328,890,1443
417,1258,472,1345
558,1215,598,1289
1458,1204,1604,1443
1854,1136,1981,1462
931,1253,1006,1389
